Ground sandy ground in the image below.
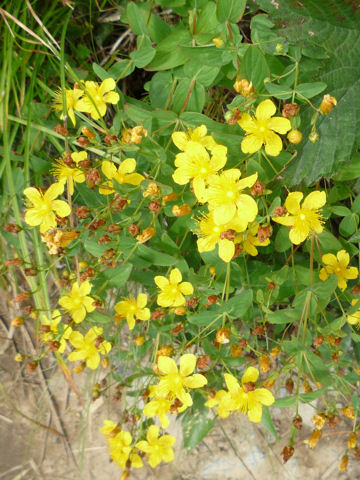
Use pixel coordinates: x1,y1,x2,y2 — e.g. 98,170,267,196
1,333,359,480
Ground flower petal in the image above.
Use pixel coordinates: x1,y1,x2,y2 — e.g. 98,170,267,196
45,182,64,201
184,373,207,388
322,253,337,267
104,91,119,104
179,282,193,295
119,158,136,174
52,200,71,217
213,204,236,225
224,373,241,394
218,238,235,263
253,388,275,406
100,78,116,94
238,113,256,133
102,161,117,179
264,131,283,157
241,134,263,154
336,249,349,267
242,366,259,384
345,266,358,280
179,353,196,376
256,99,276,121
137,293,148,308
289,225,309,245
172,132,188,150
23,187,41,204
285,192,303,215
169,268,182,284
158,356,178,374
267,116,291,134
154,275,169,289
302,191,326,210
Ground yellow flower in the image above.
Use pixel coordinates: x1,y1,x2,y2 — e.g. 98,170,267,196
68,326,111,369
152,354,207,408
114,293,150,330
52,151,87,195
348,299,360,327
41,230,79,255
101,419,119,437
136,425,175,468
236,223,270,256
58,279,95,323
196,211,246,263
155,268,193,307
107,429,143,469
24,182,71,233
172,125,217,152
99,159,144,195
319,250,358,291
238,99,291,156
205,169,258,225
54,87,83,126
273,191,326,244
75,78,119,120
218,368,274,422
205,390,232,418
40,309,72,353
172,141,227,201
143,397,172,429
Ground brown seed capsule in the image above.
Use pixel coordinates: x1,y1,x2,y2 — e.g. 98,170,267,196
238,338,247,348
98,234,111,244
263,378,275,389
285,378,294,394
252,325,266,336
23,305,33,315
85,168,101,188
292,415,303,430
170,323,184,335
170,398,183,414
303,380,312,393
107,224,122,234
24,267,37,277
80,267,95,283
78,159,92,170
220,229,236,241
338,455,348,472
5,258,22,267
26,361,38,374
313,335,324,349
110,194,128,212
281,445,294,463
54,124,69,136
320,94,337,115
13,291,30,303
231,345,242,357
77,136,90,147
257,225,272,243
260,355,270,372
128,223,140,236
216,327,231,344
157,346,174,357
351,284,360,294
304,429,322,449
186,297,198,309
197,355,210,370
89,218,106,231
4,223,20,233
46,340,60,351
206,295,218,307
151,309,163,320
326,414,340,428
149,200,162,213
74,206,90,219
282,103,300,118
342,406,355,419
81,126,96,140
353,447,360,459
104,134,117,145
251,180,265,196
273,206,287,217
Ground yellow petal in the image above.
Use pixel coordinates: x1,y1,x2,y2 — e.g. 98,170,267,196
52,200,71,217
137,293,147,308
87,351,100,369
322,253,337,267
256,99,276,121
104,91,119,104
101,160,117,179
154,275,169,289
236,194,258,223
285,192,303,215
180,281,193,295
124,173,144,185
237,173,258,190
264,131,283,157
272,216,295,226
169,268,182,284
218,238,235,262
253,388,275,405
119,158,136,174
184,373,207,388
242,366,259,384
25,209,43,226
173,168,190,185
193,177,206,202
158,356,177,374
100,77,116,94
238,113,256,133
24,187,41,205
345,266,358,280
336,250,349,267
147,424,159,442
267,116,291,134
45,182,64,201
247,403,262,423
319,268,329,282
179,353,196,376
172,132,188,150
241,134,263,154
289,225,308,244
213,204,236,225
302,191,326,210
224,373,241,394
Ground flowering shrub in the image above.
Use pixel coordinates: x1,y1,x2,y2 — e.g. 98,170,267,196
3,0,360,477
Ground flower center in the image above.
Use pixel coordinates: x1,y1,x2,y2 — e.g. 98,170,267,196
95,95,102,102
299,213,306,220
226,191,234,198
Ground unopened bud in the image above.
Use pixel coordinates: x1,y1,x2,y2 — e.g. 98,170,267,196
282,103,299,118
157,346,174,357
338,455,348,472
14,353,25,362
260,355,270,372
348,432,357,450
320,94,337,114
85,168,101,188
81,126,96,139
135,336,145,346
101,357,110,369
234,78,255,97
77,136,90,147
172,204,191,216
309,130,319,143
287,129,302,144
270,346,280,357
174,306,186,316
285,378,294,394
209,266,216,276
342,406,355,419
11,316,25,327
251,180,265,196
312,413,326,429
206,295,218,307
212,37,223,48
26,361,38,374
231,345,242,357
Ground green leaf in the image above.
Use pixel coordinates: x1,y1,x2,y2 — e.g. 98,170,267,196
126,2,149,35
87,311,112,324
267,308,298,325
218,289,253,318
216,0,246,23
109,60,135,81
101,264,132,288
339,214,359,237
136,244,178,266
179,45,235,67
187,309,222,326
296,82,327,99
183,413,215,452
172,78,205,113
261,406,279,441
241,46,270,90
183,61,220,87
147,30,192,71
130,47,156,68
148,72,174,109
264,81,292,99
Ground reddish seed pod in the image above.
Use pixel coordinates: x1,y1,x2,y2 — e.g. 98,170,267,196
4,224,20,233
54,124,69,136
281,445,294,463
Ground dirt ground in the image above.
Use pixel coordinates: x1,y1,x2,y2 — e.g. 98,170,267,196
1,329,359,480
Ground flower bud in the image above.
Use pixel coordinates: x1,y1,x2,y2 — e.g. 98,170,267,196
77,136,90,147
234,78,255,97
54,124,69,136
135,336,145,346
273,206,287,217
292,415,303,430
101,357,110,369
136,227,156,244
209,266,216,276
143,182,161,198
212,37,223,48
174,306,186,316
251,180,265,196
309,131,319,143
162,193,178,205
260,355,270,372
270,346,280,357
275,43,283,53
74,206,90,219
216,327,231,344
26,361,38,374
348,432,357,450
287,129,302,144
128,224,140,236
81,126,96,139
4,223,20,233
104,135,117,145
14,353,25,362
338,455,348,472
320,94,337,114
342,406,355,419
285,378,294,394
11,316,25,327
206,295,218,307
172,204,191,216
312,413,326,429
149,200,161,213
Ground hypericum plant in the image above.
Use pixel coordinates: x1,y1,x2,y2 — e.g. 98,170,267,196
4,1,360,477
